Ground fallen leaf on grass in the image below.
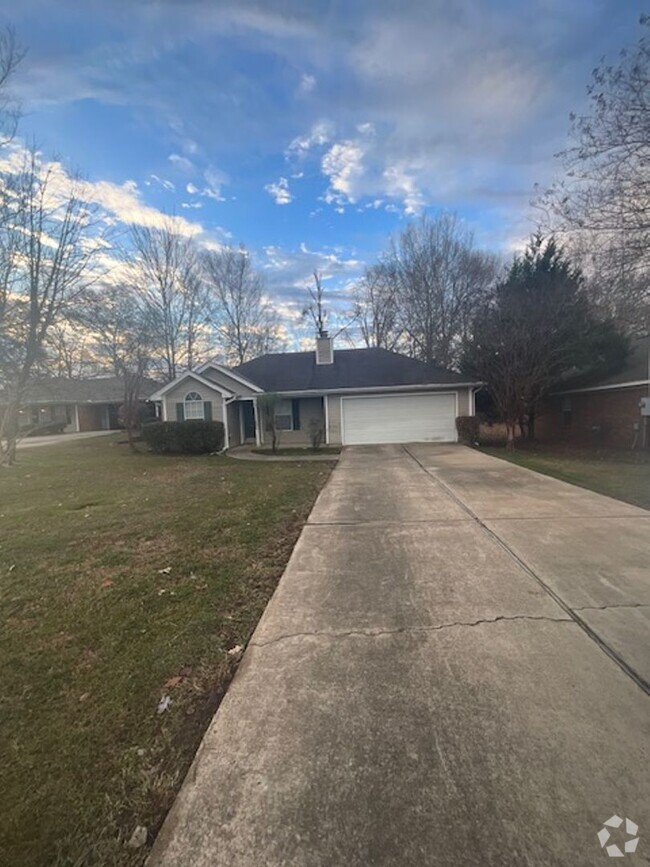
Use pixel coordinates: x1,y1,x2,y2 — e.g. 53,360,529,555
179,665,193,677
157,566,172,575
100,579,114,589
157,695,172,714
127,826,148,849
163,675,182,689
227,644,244,659
79,692,91,702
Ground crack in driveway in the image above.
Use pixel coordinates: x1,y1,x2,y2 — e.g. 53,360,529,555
250,613,574,648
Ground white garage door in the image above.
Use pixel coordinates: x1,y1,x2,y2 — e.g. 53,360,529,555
341,393,457,445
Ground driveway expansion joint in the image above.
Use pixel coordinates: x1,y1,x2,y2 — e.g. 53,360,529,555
572,602,648,612
250,614,574,648
402,445,650,697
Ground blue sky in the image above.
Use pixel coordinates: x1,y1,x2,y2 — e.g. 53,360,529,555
1,0,645,324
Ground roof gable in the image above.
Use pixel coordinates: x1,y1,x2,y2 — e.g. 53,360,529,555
149,371,233,400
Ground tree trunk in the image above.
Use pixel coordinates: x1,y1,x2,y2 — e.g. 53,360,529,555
528,410,536,441
0,401,20,466
505,421,516,450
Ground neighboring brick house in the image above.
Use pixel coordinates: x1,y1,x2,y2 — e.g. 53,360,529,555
537,336,650,449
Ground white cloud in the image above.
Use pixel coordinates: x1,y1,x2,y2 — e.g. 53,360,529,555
265,176,293,205
147,174,176,192
168,153,195,172
0,143,204,238
181,201,203,209
287,120,333,157
184,169,227,203
297,73,316,96
382,163,424,215
322,140,366,205
202,166,228,201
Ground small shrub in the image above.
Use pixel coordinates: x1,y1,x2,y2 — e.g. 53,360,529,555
23,420,66,437
141,420,225,455
307,417,324,450
455,415,479,445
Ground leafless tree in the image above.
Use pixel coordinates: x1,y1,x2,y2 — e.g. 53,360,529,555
202,245,280,365
0,147,103,464
40,322,98,378
303,270,328,336
370,214,498,369
0,26,25,146
129,221,204,380
352,263,402,350
80,283,156,451
539,17,650,331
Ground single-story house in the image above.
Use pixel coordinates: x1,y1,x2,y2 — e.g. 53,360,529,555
1,376,160,433
150,334,479,447
536,335,650,449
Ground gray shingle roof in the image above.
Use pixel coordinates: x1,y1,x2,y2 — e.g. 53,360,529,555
2,376,161,404
558,336,649,392
232,348,472,392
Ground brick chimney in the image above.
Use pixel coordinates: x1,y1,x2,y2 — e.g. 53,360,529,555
315,330,334,365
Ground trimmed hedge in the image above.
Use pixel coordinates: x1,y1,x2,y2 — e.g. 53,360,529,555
22,420,67,437
455,415,480,444
141,420,225,455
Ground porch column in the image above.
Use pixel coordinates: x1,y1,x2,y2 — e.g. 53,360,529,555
253,399,262,447
323,395,329,444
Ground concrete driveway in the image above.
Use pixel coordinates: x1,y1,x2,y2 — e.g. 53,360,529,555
150,444,649,867
17,430,115,449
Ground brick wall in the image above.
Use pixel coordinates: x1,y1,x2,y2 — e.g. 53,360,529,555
537,385,648,449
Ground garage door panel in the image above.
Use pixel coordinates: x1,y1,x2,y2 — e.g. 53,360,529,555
342,393,457,445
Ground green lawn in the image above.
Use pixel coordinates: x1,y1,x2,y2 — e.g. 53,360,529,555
0,435,333,866
484,444,650,510
252,446,341,456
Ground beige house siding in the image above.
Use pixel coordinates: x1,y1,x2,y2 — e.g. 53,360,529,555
162,380,224,423
258,396,325,447
202,366,258,397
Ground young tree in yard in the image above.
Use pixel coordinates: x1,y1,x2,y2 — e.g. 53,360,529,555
371,213,499,368
0,148,103,465
256,393,280,453
129,221,204,380
540,17,650,333
202,245,280,365
463,235,628,448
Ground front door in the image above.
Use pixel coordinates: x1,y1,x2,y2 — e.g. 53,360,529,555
242,401,256,440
